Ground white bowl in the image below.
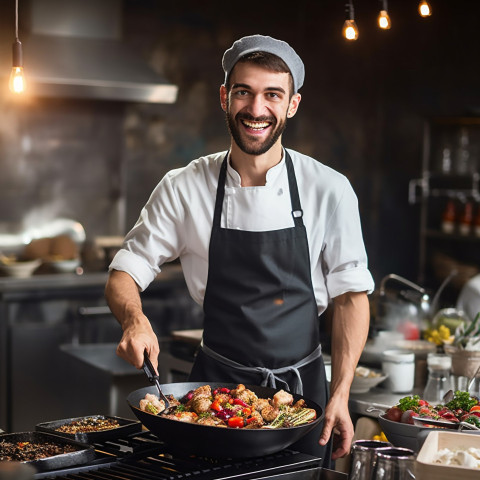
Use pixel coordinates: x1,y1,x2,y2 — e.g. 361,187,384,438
350,367,388,393
45,258,80,273
0,258,42,278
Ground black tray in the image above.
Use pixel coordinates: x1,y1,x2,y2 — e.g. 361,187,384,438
0,431,95,472
36,414,142,443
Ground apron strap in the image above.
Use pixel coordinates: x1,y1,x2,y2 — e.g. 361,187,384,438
200,341,322,395
212,149,304,229
284,150,304,227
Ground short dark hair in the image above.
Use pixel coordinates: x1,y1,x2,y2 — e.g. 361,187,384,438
225,51,294,97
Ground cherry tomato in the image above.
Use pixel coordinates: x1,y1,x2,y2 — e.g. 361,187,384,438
211,400,222,412
228,416,246,428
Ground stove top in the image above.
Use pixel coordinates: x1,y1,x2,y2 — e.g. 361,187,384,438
34,431,333,480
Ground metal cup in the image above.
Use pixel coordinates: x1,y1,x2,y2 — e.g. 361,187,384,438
372,447,416,480
349,440,393,480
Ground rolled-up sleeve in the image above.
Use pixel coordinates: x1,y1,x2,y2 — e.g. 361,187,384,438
109,173,185,292
322,180,375,299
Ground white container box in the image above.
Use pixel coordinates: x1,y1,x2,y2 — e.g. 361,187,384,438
416,430,480,480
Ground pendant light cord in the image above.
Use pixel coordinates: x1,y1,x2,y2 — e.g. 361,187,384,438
15,0,19,40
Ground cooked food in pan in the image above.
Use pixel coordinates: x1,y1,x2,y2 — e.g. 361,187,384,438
0,439,78,462
54,417,121,434
139,383,317,429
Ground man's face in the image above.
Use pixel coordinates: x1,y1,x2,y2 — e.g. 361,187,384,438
221,62,300,156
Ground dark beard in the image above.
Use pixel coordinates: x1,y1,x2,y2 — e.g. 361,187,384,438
225,111,287,156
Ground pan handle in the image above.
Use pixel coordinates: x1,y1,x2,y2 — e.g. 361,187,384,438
142,350,159,383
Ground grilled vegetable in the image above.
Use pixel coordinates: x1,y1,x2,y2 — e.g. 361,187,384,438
264,408,317,429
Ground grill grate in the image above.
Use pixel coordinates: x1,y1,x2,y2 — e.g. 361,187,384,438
34,432,322,480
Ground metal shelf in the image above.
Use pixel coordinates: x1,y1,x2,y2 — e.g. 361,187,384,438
414,117,480,286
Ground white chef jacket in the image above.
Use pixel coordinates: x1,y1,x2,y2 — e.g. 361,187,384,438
110,148,375,315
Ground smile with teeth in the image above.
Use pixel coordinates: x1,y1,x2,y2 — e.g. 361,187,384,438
241,119,271,130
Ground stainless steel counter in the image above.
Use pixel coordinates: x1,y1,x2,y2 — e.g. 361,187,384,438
0,264,185,299
349,387,424,417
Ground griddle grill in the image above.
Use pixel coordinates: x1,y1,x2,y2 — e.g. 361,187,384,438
33,431,346,480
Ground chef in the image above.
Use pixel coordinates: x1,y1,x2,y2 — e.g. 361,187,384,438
105,34,374,466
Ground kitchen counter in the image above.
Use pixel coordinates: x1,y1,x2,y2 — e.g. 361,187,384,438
348,387,421,417
0,263,185,300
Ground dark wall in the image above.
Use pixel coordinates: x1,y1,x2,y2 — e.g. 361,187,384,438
0,0,479,289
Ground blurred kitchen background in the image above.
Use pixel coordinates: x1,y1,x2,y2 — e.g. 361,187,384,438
0,0,479,285
1,0,480,431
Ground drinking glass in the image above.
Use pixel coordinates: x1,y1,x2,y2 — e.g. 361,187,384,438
373,447,416,480
349,440,392,480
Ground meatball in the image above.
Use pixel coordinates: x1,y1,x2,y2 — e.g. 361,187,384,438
272,390,293,408
247,410,264,428
261,404,280,422
140,393,165,414
230,384,257,405
213,393,231,404
253,398,270,412
191,396,212,414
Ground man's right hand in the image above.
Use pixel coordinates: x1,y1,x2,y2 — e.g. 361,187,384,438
116,315,160,371
105,269,160,372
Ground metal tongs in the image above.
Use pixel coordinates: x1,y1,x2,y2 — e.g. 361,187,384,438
142,350,172,413
412,416,480,430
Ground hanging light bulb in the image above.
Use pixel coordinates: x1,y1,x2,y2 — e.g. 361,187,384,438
342,1,359,41
9,0,26,94
9,40,25,93
377,0,391,29
418,1,432,17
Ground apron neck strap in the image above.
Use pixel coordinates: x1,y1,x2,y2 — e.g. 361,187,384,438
213,149,304,228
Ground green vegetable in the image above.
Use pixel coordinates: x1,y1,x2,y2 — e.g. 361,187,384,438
464,415,480,428
145,403,159,415
397,395,421,412
264,408,317,429
445,391,479,412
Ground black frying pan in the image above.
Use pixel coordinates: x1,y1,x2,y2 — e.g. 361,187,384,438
126,382,324,458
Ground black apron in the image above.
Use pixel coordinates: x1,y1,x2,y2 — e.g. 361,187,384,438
189,150,332,465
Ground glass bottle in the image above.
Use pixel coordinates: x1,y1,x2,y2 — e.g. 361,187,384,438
475,203,480,238
459,201,473,236
441,199,456,234
423,353,452,404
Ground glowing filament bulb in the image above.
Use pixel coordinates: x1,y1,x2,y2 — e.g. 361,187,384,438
419,1,432,17
378,10,391,29
342,19,359,40
9,66,26,93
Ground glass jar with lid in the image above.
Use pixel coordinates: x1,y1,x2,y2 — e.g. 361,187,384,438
423,353,452,404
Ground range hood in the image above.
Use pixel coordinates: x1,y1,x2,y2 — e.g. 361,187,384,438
21,0,178,103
